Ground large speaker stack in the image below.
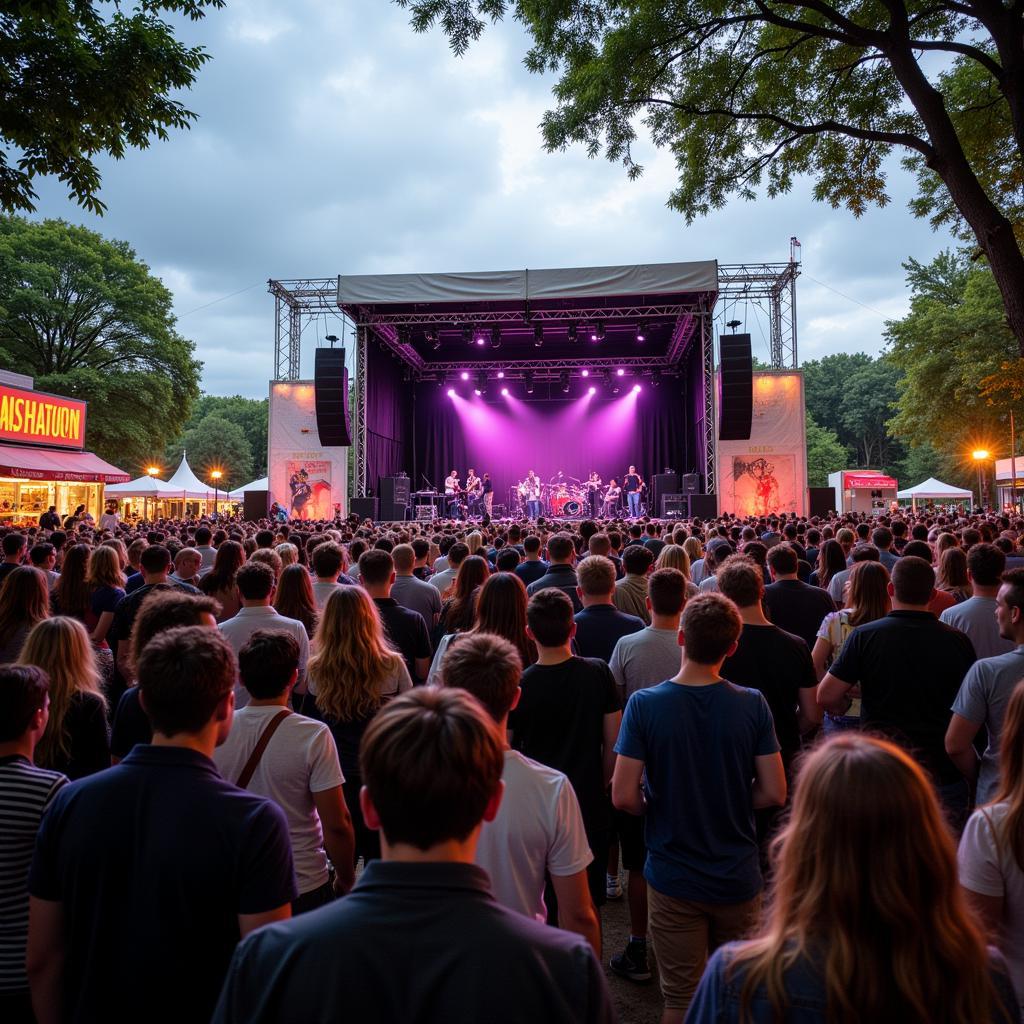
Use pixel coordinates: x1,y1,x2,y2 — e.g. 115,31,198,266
650,473,679,517
380,476,410,521
243,490,268,521
314,348,352,447
350,497,379,521
718,333,753,441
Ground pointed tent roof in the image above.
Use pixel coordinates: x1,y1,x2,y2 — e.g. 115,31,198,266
105,474,186,498
228,476,268,500
165,452,217,499
896,477,973,499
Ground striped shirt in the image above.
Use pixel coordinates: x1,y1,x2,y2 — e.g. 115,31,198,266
0,755,66,992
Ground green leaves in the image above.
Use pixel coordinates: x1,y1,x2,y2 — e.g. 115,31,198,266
806,413,849,487
171,395,269,478
165,414,253,492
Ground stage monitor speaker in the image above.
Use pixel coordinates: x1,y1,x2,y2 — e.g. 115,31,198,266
314,348,352,447
689,493,719,519
651,473,679,516
243,490,268,521
661,494,687,518
808,487,837,518
718,333,753,441
350,497,379,520
380,477,410,506
681,472,700,495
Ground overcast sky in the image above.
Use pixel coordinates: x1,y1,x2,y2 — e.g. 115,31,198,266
28,0,956,398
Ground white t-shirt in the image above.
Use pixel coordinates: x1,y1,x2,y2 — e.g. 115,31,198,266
213,706,344,895
475,750,592,922
959,803,1024,1011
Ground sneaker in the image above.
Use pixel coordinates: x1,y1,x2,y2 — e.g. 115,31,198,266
609,939,653,983
605,873,622,900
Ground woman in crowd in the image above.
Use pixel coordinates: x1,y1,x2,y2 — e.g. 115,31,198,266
427,571,535,684
19,617,110,780
937,546,972,604
959,678,1024,1016
300,586,411,865
84,545,127,700
683,536,705,583
274,562,319,639
275,542,299,568
655,545,700,598
51,543,91,619
811,561,890,733
808,538,847,591
0,567,51,663
687,733,1019,1023
436,554,490,639
100,537,130,571
198,539,245,622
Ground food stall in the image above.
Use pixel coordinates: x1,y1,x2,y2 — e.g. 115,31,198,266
827,470,898,515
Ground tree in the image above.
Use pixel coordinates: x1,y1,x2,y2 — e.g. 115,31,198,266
0,2,223,214
0,216,202,469
177,395,268,477
805,414,850,488
401,0,1024,354
165,415,252,492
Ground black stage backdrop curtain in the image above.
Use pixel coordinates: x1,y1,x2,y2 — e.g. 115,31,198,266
413,378,691,504
365,341,412,495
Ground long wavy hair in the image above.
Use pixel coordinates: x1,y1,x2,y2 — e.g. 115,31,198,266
816,539,847,589
470,572,536,668
936,546,970,595
443,555,490,634
19,617,105,768
0,566,50,642
199,540,244,596
273,563,318,637
87,544,127,591
992,678,1024,873
53,543,92,618
309,586,403,722
845,561,891,627
682,536,703,567
731,734,1004,1024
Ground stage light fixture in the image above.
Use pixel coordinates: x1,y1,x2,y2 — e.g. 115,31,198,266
590,320,605,343
581,368,589,378
447,388,456,397
616,368,625,377
325,334,339,346
426,329,440,350
476,337,486,346
612,381,621,395
497,370,505,379
525,372,535,394
636,326,646,343
651,370,662,387
588,386,596,395
602,371,612,389
501,386,509,396
534,323,544,348
568,322,578,343
463,325,473,345
633,383,642,393
490,326,501,349
476,371,488,395
460,371,470,381
560,372,570,393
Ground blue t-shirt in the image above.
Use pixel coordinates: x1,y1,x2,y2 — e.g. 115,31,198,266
615,679,780,903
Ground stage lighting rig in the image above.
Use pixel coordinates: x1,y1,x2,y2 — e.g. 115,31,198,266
426,329,440,350
476,371,488,395
567,322,578,343
525,372,535,394
560,372,570,393
462,324,473,345
636,325,646,343
534,323,544,348
490,326,501,349
590,321,605,343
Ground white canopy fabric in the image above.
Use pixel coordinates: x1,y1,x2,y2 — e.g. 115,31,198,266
104,475,185,498
337,260,719,307
165,452,218,499
896,477,973,499
227,476,268,500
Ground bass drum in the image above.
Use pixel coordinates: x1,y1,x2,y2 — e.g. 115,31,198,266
550,495,570,515
563,499,583,517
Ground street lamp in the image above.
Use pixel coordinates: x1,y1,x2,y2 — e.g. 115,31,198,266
144,466,160,521
972,450,990,509
210,470,223,519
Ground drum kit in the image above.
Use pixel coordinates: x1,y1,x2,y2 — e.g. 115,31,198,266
510,475,593,518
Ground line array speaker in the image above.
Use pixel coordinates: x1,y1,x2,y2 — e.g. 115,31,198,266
314,348,352,447
718,333,753,441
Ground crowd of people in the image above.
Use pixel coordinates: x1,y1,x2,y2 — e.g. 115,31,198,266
3,506,1024,1022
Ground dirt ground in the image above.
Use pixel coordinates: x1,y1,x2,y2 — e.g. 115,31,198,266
601,882,664,1024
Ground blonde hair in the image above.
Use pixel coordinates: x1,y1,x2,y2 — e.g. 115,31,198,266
275,542,298,567
466,532,484,555
308,586,403,722
100,538,129,569
87,545,127,590
682,536,703,566
19,617,105,768
656,543,691,579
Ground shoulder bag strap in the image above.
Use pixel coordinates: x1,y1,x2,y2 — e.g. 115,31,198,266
236,709,291,789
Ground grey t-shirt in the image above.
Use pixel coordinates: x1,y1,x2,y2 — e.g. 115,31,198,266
609,626,682,703
391,574,442,626
952,646,1024,803
940,597,1015,661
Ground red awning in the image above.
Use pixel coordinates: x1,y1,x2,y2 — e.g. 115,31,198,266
0,444,130,483
845,473,897,489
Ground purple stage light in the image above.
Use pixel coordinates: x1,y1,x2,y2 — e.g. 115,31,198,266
590,332,598,342
637,333,645,343
476,338,485,346
474,388,482,395
616,368,625,377
588,386,596,395
497,370,505,379
447,388,455,397
461,371,469,380
633,383,642,392
501,387,509,396
581,369,589,377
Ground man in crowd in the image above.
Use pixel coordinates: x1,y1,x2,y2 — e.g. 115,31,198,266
871,526,900,571
940,543,1013,659
526,534,582,612
170,546,204,588
213,630,355,913
512,589,621,918
441,633,600,954
696,537,734,594
359,549,432,683
218,561,310,707
588,532,623,579
429,541,468,597
574,555,645,662
819,556,976,826
210,688,615,1024
311,542,348,610
612,594,786,1021
0,532,26,584
28,627,295,1023
613,544,655,623
515,535,549,588
194,525,217,572
762,543,836,651
828,543,880,605
411,538,433,581
38,507,60,532
28,543,59,590
946,566,1024,805
390,543,442,629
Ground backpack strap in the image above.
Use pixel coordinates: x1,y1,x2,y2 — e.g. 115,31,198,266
236,709,291,789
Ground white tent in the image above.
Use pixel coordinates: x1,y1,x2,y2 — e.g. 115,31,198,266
227,476,268,500
104,475,185,498
897,477,973,507
165,452,218,499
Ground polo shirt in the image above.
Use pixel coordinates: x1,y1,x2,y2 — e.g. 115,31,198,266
829,610,976,785
763,578,836,650
212,862,614,1024
29,745,295,1024
526,564,582,612
573,604,645,663
373,597,432,682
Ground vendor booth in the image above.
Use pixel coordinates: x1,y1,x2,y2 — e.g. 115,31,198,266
0,380,128,525
896,477,974,511
828,470,898,515
995,458,1024,513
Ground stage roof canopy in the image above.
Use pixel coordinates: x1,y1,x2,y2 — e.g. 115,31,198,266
336,260,718,371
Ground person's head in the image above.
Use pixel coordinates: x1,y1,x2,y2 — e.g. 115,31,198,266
359,687,504,853
546,533,575,565
466,532,484,556
85,544,125,591
647,567,687,622
2,532,26,561
137,627,235,742
254,529,275,549
274,542,299,567
29,542,56,571
441,631,522,722
703,537,733,574
471,571,534,667
126,537,148,568
359,549,396,591
622,543,655,577
766,543,799,579
682,536,703,566
18,616,104,768
451,554,490,604
680,593,742,666
655,544,691,579
140,544,172,579
522,535,541,558
194,526,212,546
836,527,856,554
235,560,276,603
966,542,1006,590
273,563,318,633
997,567,1024,642
817,539,848,585
871,526,893,551
0,566,50,634
447,541,470,568
576,555,617,602
845,561,891,625
129,590,220,673
588,532,612,557
173,546,203,580
902,539,934,562
526,588,575,649
735,734,997,1024
238,630,300,700
889,555,935,608
495,548,520,572
312,541,346,581
0,664,49,749
391,543,415,575
411,537,430,564
716,554,765,609
936,546,969,593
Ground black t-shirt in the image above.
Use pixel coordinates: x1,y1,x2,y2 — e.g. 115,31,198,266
573,605,644,663
44,692,110,781
510,656,620,833
721,624,816,764
624,474,641,493
110,687,152,759
829,611,976,784
0,561,21,585
374,598,432,683
763,579,836,651
483,479,493,494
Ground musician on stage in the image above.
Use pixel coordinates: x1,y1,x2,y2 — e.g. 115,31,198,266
482,472,494,516
624,465,644,518
523,470,542,519
466,469,483,517
444,470,461,519
602,478,621,516
586,471,603,518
